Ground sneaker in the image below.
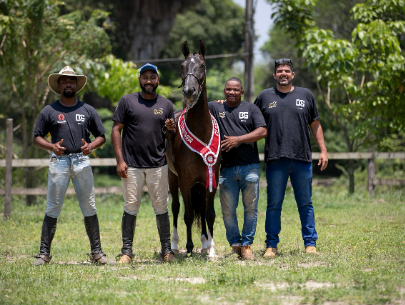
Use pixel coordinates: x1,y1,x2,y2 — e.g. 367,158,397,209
241,245,255,260
163,252,176,263
305,246,318,254
90,253,107,265
117,254,132,264
34,255,51,266
263,247,277,258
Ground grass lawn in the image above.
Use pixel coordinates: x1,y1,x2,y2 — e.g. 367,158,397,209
1,184,405,304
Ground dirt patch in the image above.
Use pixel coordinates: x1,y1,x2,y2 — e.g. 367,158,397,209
304,280,334,290
175,277,206,284
256,280,335,291
5,254,28,262
298,261,328,268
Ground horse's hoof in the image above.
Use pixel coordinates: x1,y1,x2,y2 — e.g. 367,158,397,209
200,248,209,255
172,249,180,255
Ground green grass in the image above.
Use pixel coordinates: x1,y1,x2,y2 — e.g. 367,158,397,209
1,185,405,304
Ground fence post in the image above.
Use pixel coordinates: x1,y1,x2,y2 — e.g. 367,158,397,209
367,154,375,196
4,118,13,218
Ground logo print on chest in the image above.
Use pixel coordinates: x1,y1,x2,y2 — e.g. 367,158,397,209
154,108,164,115
219,112,225,118
269,101,277,108
239,112,248,119
76,114,85,122
57,113,66,124
296,99,305,108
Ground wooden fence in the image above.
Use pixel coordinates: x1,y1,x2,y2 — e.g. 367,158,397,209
2,119,405,218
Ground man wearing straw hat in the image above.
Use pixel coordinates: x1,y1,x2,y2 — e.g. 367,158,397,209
32,66,107,265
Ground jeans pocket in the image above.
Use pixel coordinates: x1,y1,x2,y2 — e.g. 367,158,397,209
248,163,260,171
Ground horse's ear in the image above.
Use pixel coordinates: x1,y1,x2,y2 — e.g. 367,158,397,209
182,41,190,58
199,40,206,58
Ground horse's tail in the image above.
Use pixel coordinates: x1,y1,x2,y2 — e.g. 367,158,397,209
190,183,204,228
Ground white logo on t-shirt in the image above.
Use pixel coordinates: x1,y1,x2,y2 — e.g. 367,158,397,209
76,114,85,122
296,99,305,108
239,112,248,119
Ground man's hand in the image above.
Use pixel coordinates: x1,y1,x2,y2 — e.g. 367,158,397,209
318,151,328,171
214,100,225,104
221,135,240,152
81,139,93,156
52,139,66,156
165,119,175,132
116,161,128,178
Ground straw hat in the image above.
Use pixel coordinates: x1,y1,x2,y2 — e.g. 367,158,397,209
48,66,87,95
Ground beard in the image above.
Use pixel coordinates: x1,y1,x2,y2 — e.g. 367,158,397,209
62,88,75,98
277,77,292,86
140,83,158,94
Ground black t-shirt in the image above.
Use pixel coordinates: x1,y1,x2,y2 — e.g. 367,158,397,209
208,101,266,167
33,100,106,154
254,86,320,163
112,93,174,168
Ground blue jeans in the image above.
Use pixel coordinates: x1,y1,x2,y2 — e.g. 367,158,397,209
265,158,317,248
219,164,260,246
45,153,97,218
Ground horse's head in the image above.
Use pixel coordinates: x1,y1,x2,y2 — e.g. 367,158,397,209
180,40,206,107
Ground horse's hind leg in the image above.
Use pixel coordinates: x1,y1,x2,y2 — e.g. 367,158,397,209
206,191,217,257
169,170,180,254
200,209,209,255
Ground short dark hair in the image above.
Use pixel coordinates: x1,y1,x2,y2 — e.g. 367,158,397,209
274,58,293,73
225,77,243,90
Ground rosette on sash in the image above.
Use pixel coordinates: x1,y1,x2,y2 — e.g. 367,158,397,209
178,109,220,192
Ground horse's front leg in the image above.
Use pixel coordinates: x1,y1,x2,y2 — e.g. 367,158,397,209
206,190,217,257
169,170,180,254
184,202,194,255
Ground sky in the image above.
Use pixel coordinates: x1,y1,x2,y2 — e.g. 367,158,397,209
232,0,274,62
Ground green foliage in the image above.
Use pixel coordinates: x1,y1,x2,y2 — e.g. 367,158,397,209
86,55,171,106
158,0,245,84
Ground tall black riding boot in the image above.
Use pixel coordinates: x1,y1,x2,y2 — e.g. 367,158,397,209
34,215,57,266
156,212,175,263
120,211,136,259
84,214,107,264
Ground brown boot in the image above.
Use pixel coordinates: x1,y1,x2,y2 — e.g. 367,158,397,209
231,245,241,257
117,254,132,264
34,255,51,266
263,247,277,258
241,245,255,260
162,252,176,263
305,246,318,254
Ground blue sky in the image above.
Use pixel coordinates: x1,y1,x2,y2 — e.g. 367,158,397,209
232,0,274,62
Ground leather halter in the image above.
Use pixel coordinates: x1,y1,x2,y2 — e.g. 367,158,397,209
178,63,206,110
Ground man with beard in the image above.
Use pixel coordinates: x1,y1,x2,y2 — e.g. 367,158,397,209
111,63,175,263
254,59,328,258
33,66,107,265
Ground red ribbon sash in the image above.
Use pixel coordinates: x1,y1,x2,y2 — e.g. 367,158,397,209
178,109,220,192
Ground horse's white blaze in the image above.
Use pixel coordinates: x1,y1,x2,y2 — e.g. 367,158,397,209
201,234,208,250
207,231,216,257
171,227,179,251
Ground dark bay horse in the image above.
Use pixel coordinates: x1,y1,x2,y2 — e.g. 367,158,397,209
166,41,220,257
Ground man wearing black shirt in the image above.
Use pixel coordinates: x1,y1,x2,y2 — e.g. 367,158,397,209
255,59,328,258
33,66,107,265
208,78,267,260
111,63,175,263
